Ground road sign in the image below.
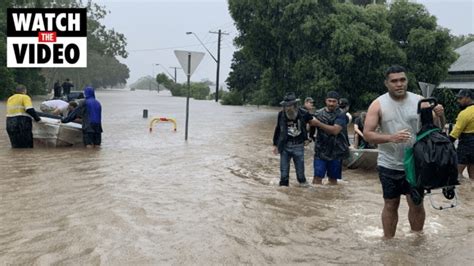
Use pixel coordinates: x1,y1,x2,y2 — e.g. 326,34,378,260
419,82,436,98
174,50,205,76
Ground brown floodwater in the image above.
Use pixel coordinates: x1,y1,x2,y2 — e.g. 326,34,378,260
0,90,473,265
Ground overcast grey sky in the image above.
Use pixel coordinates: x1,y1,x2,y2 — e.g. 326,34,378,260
94,0,474,86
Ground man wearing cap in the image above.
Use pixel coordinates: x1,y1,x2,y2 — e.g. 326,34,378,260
273,92,314,186
311,91,350,185
450,89,474,179
6,85,42,148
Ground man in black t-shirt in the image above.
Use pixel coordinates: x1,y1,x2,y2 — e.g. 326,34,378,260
311,91,350,185
273,92,314,187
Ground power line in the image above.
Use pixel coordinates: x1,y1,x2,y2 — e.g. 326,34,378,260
128,40,218,52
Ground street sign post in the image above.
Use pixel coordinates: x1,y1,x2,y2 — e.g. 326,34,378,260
174,50,205,141
419,82,436,98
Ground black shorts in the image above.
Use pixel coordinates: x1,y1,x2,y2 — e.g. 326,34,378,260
377,166,411,199
83,132,101,146
457,134,474,165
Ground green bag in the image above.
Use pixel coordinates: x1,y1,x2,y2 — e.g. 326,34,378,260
403,128,440,187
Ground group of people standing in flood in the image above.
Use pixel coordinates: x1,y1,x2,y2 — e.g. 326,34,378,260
272,65,473,239
5,83,103,149
273,90,350,187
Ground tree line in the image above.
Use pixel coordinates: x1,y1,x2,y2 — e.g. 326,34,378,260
0,0,129,99
224,0,462,119
155,73,211,100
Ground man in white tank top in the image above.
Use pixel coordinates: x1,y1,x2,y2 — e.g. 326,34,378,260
364,65,445,239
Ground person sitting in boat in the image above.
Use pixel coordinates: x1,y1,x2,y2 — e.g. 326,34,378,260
60,101,81,124
353,112,375,149
40,99,69,117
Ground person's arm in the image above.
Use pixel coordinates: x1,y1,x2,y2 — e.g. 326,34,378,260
61,106,81,123
26,108,41,122
432,104,446,129
354,123,364,137
308,117,342,136
52,108,62,116
272,113,281,155
23,96,41,122
363,99,411,144
449,112,467,141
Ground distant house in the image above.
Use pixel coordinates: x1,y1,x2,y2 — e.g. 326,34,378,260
438,41,474,91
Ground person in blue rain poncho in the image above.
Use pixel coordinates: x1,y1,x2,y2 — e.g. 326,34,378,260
62,86,102,148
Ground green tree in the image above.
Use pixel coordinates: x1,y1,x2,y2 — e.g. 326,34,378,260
0,0,48,98
227,0,458,111
0,0,130,95
190,82,210,100
129,76,158,91
156,73,174,90
450,34,474,49
40,0,129,90
432,88,457,123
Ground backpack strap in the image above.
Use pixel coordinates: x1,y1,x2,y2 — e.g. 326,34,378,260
416,128,439,142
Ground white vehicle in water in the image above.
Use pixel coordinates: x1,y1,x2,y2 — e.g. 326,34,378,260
33,116,83,147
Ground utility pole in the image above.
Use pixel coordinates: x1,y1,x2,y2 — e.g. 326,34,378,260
170,66,181,83
209,29,229,102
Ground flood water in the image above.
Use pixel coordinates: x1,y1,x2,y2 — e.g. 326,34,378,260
1,90,473,265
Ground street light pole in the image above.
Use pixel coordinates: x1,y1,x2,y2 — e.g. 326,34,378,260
150,63,154,91
186,30,228,102
209,29,228,102
170,66,181,83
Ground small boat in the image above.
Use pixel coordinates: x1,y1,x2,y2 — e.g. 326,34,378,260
344,148,379,170
33,116,83,147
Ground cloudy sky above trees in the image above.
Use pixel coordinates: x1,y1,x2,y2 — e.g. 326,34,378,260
95,0,474,85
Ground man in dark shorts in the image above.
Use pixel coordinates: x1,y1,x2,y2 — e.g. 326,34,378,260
449,89,474,179
311,91,350,185
364,65,445,239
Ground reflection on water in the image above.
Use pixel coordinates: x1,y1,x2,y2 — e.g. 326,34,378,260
0,90,473,264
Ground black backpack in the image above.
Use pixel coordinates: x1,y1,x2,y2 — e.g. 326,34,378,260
412,99,459,190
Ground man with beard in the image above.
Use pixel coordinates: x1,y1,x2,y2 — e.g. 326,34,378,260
449,89,474,180
273,92,315,186
364,65,445,239
311,91,350,185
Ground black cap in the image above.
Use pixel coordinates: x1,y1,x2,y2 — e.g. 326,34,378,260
456,89,472,98
280,92,300,106
326,91,340,100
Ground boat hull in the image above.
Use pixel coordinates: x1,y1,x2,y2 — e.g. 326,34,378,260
33,117,83,147
344,148,379,170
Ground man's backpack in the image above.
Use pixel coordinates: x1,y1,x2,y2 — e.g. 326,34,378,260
404,98,459,190
412,126,459,189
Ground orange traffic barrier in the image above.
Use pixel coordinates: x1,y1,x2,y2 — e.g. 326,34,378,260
149,117,177,133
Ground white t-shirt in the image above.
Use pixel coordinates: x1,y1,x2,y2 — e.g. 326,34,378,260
40,99,69,115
